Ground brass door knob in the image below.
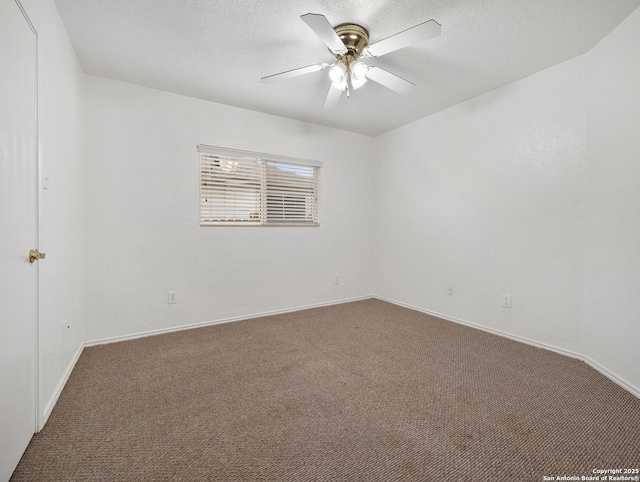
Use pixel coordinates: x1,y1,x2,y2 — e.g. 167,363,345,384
28,249,46,263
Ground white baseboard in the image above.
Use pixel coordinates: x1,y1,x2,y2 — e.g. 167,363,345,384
581,356,640,400
40,342,84,431
374,295,640,399
85,295,374,347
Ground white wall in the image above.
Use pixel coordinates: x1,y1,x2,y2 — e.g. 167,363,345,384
584,8,640,389
373,57,587,353
20,0,86,426
83,76,373,342
372,7,640,394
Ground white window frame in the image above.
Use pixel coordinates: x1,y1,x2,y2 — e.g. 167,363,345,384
198,145,321,227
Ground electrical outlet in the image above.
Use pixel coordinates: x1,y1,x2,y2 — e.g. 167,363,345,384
502,294,512,309
446,284,453,296
334,275,340,285
168,291,178,304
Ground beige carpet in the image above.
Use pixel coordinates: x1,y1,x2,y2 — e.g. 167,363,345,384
12,299,640,481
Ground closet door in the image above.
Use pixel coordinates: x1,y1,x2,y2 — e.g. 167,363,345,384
0,0,39,479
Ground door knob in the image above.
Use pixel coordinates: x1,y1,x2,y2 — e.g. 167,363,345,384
28,249,45,263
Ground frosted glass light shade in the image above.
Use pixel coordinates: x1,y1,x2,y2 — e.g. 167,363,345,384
329,63,346,83
351,61,368,80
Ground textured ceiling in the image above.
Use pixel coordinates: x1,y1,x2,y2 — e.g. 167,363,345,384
54,0,640,136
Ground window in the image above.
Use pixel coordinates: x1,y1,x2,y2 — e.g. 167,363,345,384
198,145,321,226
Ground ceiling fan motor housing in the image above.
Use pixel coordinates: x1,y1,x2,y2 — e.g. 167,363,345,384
333,23,369,63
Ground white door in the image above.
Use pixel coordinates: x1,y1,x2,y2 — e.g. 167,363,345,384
0,0,39,480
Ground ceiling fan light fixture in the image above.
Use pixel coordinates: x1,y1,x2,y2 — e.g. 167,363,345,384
329,63,346,83
351,61,368,80
331,78,347,91
351,74,367,90
349,61,368,90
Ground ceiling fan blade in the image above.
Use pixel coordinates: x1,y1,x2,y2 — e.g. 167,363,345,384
364,19,441,58
323,85,343,109
301,13,347,54
260,63,329,84
365,66,415,95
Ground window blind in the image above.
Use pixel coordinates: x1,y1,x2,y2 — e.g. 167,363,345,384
198,145,320,226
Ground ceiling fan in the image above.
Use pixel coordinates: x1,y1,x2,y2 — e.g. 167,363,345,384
260,13,441,108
